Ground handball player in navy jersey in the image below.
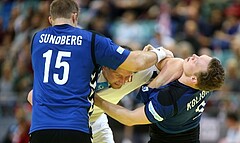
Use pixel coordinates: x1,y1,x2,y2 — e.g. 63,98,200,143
95,54,225,143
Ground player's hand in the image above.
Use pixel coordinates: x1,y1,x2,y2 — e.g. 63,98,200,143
143,44,154,52
143,44,174,63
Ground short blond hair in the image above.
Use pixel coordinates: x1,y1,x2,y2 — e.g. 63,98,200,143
50,0,79,20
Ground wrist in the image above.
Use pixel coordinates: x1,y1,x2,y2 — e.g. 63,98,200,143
150,47,166,63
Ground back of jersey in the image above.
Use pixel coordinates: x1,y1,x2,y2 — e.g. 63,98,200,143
31,24,96,134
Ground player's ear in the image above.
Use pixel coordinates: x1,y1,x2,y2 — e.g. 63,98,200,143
71,12,78,26
48,16,53,25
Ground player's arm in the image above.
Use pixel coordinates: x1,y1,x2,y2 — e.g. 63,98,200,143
134,45,181,87
148,57,184,88
119,45,166,72
27,89,33,105
94,94,151,126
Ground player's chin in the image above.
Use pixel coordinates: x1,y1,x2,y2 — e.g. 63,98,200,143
111,84,122,89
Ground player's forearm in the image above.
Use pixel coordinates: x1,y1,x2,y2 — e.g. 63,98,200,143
95,95,134,126
94,95,145,126
119,51,158,72
120,44,169,72
149,58,183,88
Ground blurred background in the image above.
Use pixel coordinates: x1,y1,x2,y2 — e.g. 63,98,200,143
0,0,240,143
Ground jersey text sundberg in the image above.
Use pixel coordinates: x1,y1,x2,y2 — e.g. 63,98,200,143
39,34,82,45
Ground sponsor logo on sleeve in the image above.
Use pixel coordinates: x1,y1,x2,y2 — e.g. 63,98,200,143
116,46,124,54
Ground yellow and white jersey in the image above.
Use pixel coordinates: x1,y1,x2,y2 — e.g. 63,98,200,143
90,65,158,122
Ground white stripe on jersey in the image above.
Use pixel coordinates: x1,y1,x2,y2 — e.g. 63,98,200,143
148,101,163,122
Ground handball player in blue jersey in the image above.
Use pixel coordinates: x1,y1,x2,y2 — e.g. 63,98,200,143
95,54,225,143
29,0,166,143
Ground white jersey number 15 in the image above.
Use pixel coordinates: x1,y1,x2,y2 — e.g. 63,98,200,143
43,50,71,85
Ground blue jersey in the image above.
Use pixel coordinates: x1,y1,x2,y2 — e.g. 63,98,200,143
30,24,130,134
137,80,211,134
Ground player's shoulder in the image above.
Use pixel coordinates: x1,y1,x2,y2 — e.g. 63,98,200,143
167,58,184,65
33,26,54,37
156,81,189,106
79,29,107,38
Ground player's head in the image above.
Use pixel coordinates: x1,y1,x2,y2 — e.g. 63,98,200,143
183,54,225,91
102,45,133,89
102,67,133,89
49,0,79,25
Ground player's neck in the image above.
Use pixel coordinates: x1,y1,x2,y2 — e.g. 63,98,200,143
51,18,76,27
178,75,198,89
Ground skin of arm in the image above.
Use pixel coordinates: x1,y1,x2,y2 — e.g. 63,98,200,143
27,89,33,105
119,44,169,72
95,58,184,126
149,58,184,88
94,95,151,126
119,50,158,72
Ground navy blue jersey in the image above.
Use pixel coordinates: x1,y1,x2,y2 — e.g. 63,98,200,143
30,24,130,134
137,80,211,134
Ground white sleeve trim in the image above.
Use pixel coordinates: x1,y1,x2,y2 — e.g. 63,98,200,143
148,101,163,122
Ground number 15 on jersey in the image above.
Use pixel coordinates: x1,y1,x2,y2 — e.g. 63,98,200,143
43,50,71,85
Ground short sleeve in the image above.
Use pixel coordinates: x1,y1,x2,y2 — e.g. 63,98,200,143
144,92,175,123
94,34,130,70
